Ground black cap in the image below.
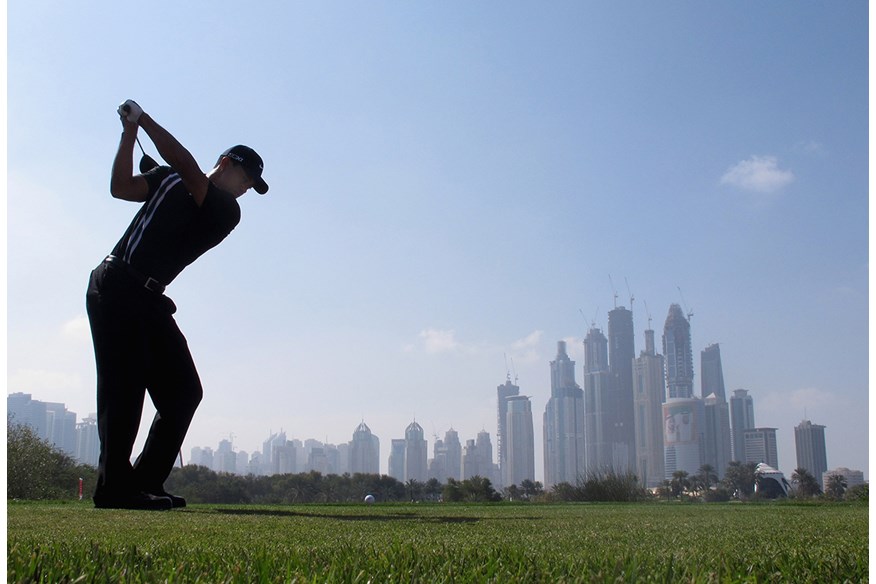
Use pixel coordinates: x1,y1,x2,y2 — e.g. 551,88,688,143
221,145,269,194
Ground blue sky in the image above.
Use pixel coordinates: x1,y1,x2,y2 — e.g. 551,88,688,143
7,2,869,481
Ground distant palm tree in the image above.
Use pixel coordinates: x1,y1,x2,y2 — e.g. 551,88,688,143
670,470,690,498
697,464,718,492
825,474,848,499
791,467,822,498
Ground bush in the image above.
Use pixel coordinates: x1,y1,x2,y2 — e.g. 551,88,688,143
844,483,868,502
7,419,96,500
704,486,731,502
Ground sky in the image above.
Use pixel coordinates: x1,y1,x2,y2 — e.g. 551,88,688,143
6,2,870,482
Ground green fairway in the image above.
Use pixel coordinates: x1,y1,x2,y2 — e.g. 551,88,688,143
7,500,868,583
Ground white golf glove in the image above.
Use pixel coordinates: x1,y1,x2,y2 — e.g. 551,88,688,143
118,99,143,123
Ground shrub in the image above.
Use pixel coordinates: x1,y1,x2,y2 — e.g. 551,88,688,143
7,419,96,500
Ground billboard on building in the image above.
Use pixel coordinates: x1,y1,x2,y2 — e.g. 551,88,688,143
663,400,697,445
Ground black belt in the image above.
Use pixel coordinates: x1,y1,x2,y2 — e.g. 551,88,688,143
104,255,166,294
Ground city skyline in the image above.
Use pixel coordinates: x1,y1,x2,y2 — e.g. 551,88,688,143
7,4,868,485
10,296,863,485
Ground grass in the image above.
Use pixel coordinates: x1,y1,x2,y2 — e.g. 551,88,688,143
7,500,869,583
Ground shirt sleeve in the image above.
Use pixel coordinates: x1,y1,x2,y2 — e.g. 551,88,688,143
142,166,172,200
201,183,242,233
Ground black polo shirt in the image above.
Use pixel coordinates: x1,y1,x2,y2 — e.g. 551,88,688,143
111,166,241,286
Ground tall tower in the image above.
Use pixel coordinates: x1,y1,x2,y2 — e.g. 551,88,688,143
403,421,428,482
700,343,727,401
543,340,586,488
700,344,731,478
350,421,380,475
743,427,779,469
795,420,827,489
476,430,496,485
662,304,702,478
443,428,462,481
505,395,535,487
497,375,520,484
388,439,406,480
663,304,694,399
702,394,732,479
582,326,615,473
633,329,666,488
729,389,755,462
608,306,636,471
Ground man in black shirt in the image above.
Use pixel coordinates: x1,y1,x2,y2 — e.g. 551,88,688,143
87,100,269,510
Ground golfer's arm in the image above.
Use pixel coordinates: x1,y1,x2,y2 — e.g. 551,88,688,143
110,126,149,202
138,113,209,206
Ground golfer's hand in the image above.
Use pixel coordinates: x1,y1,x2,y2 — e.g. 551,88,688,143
118,100,143,124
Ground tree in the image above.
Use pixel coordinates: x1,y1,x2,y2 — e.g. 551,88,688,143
723,461,757,499
825,474,847,500
424,478,443,501
405,479,424,501
519,479,543,500
7,419,97,500
669,470,690,498
791,468,822,498
696,464,718,493
442,478,463,502
845,483,868,502
460,476,501,502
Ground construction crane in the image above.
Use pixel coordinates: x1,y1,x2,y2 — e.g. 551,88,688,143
643,300,653,330
579,307,599,331
677,286,694,323
608,274,619,308
625,277,634,313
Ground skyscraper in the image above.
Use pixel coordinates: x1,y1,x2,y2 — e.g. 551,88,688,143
505,395,535,487
702,394,732,479
497,375,520,483
700,344,731,478
700,343,727,401
729,389,755,462
608,305,636,471
633,329,666,488
663,304,694,399
75,415,100,468
476,430,497,484
663,397,705,478
462,431,496,482
743,427,779,469
404,421,428,482
543,340,585,488
795,420,827,489
388,439,406,480
350,421,380,475
583,327,615,472
662,305,703,479
429,428,462,482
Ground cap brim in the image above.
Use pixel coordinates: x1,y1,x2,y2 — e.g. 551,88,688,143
254,178,269,195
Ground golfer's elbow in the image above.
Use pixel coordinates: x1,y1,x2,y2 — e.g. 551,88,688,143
111,176,148,202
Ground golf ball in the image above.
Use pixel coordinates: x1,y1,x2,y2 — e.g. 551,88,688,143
364,494,376,504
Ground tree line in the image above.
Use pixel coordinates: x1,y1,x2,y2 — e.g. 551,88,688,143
7,420,867,504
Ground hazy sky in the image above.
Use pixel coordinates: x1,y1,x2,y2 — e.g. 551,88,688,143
7,2,869,481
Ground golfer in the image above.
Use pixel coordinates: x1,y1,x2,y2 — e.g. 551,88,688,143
86,100,268,510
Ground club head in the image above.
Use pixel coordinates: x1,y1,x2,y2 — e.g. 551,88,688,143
139,154,159,174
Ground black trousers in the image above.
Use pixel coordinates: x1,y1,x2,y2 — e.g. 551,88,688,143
86,261,202,501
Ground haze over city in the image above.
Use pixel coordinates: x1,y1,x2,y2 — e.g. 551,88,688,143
6,3,869,482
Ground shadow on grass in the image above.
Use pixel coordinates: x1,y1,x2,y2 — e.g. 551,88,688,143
205,508,481,524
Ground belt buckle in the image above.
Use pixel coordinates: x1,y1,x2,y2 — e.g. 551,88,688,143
144,277,163,293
